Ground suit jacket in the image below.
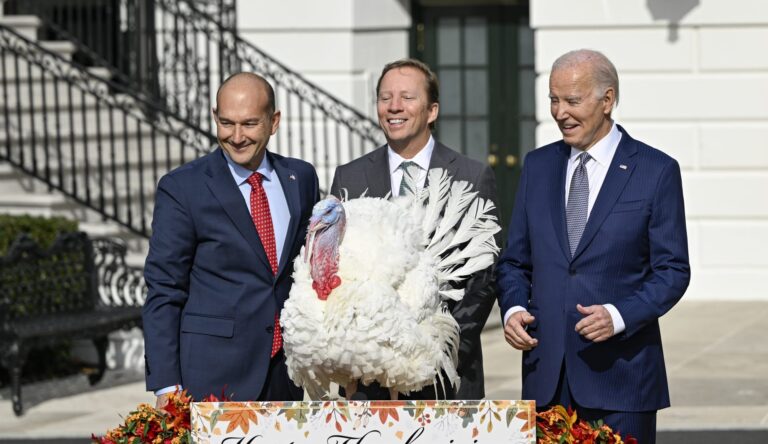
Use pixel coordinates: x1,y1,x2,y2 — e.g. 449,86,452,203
143,148,320,401
330,141,499,399
496,125,690,411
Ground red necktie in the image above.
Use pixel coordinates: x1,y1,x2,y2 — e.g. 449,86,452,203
247,172,282,358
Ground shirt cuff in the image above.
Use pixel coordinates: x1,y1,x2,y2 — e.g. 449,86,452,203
155,385,182,396
603,303,625,335
503,306,527,326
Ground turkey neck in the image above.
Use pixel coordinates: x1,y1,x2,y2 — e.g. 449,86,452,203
310,217,345,300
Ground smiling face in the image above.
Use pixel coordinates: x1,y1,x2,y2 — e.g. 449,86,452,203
376,66,439,156
213,76,280,170
549,63,615,150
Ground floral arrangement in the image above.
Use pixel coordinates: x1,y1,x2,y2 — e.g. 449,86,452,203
91,390,226,444
93,394,633,444
536,405,637,444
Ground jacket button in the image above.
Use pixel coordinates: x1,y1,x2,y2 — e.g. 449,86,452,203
569,268,576,276
266,326,274,334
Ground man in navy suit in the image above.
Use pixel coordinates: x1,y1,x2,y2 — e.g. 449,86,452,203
496,49,690,443
143,73,319,407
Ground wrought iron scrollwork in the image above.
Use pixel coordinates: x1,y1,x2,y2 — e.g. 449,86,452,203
0,24,214,153
155,0,384,145
91,237,147,307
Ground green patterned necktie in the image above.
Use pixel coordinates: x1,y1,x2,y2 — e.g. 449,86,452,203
398,161,421,197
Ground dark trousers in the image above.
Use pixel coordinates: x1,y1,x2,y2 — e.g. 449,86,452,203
544,364,657,444
257,349,304,401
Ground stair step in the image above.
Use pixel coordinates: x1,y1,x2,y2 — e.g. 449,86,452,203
0,15,41,41
0,193,155,229
0,109,208,145
87,67,112,80
125,252,146,268
79,221,128,237
38,40,77,59
1,80,118,109
0,192,67,206
2,51,88,80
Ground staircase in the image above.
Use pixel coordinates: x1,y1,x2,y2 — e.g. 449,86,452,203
0,0,384,249
0,15,212,268
0,0,384,377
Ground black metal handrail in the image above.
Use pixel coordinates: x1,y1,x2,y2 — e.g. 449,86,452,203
149,0,383,187
0,22,214,238
4,0,384,190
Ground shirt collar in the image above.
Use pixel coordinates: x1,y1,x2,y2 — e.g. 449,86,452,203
569,123,622,167
387,135,435,174
222,149,274,185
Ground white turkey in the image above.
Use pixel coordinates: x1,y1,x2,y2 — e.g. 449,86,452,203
281,168,500,400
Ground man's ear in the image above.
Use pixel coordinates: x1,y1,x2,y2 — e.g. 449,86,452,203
270,110,282,135
211,107,218,122
602,88,616,114
427,102,439,125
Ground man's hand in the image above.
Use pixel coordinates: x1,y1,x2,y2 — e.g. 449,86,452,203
575,304,615,342
155,393,172,413
504,311,538,351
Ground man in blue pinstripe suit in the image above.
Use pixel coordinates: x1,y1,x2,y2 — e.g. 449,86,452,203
496,49,690,443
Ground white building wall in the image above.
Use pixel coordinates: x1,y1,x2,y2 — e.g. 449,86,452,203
532,0,768,300
236,0,411,119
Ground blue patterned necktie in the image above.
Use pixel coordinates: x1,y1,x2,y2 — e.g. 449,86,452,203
398,161,421,197
566,152,592,257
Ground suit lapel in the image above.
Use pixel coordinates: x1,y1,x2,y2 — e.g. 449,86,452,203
428,142,460,179
271,152,301,277
365,146,394,198
551,143,572,261
204,149,272,272
572,128,638,260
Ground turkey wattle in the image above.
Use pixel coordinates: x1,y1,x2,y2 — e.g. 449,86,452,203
281,169,500,400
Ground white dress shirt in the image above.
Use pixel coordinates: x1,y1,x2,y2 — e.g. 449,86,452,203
503,123,626,336
387,136,435,196
156,150,290,396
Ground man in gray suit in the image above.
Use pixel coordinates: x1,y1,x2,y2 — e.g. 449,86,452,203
330,58,499,400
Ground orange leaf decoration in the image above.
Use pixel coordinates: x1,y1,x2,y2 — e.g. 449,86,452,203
472,427,479,438
219,407,258,434
370,401,401,424
517,409,534,432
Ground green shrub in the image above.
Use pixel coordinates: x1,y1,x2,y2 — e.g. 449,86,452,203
0,214,78,256
0,215,82,387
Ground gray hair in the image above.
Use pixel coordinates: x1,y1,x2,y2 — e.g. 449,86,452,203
552,49,619,108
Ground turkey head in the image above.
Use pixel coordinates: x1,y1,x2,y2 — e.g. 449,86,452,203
305,196,346,300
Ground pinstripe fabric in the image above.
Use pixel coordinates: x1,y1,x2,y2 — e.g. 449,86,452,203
566,152,591,256
549,365,657,443
398,161,421,197
496,125,691,413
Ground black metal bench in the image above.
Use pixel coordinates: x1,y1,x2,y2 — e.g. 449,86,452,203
0,231,144,416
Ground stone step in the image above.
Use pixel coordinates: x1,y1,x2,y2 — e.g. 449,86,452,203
0,110,206,148
0,94,158,134
1,131,193,170
0,193,155,236
1,40,77,73
0,15,42,41
0,73,120,109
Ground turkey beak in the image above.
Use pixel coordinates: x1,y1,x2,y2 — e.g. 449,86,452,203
308,216,326,234
304,216,324,262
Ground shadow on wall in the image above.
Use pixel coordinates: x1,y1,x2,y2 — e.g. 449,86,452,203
647,0,700,42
